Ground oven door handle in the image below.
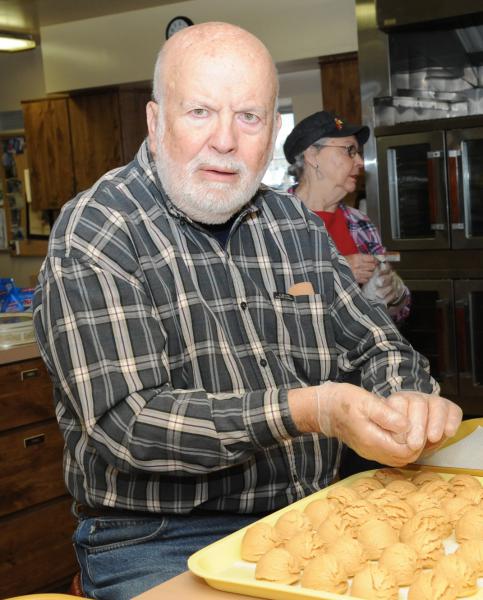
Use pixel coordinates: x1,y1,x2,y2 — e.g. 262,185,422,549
426,151,446,231
448,149,464,230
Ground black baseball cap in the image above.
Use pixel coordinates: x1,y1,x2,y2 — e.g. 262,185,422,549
283,111,370,164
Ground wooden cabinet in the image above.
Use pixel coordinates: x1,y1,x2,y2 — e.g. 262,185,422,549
0,350,77,597
1,497,78,597
319,52,364,207
22,86,151,211
22,98,75,212
0,356,56,432
319,52,361,125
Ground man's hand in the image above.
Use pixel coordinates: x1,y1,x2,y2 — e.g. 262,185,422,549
289,383,414,467
287,384,463,468
385,391,463,454
345,254,377,284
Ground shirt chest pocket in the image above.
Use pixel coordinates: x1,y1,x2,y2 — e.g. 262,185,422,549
269,293,335,370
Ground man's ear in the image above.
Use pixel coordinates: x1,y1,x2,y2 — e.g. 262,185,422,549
275,111,282,135
146,101,159,155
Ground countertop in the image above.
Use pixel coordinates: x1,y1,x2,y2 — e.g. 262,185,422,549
133,571,254,599
0,342,40,365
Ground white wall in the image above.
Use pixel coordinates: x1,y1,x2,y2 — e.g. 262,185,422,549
0,47,45,111
0,0,357,113
40,0,357,93
279,69,323,122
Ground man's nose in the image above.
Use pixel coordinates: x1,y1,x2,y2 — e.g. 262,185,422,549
209,115,237,154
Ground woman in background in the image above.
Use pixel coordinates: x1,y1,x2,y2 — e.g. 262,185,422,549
283,110,410,323
284,111,413,477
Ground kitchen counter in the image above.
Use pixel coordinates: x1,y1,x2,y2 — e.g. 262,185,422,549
133,571,254,599
0,342,40,365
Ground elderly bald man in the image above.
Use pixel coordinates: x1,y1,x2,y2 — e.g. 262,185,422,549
33,22,462,599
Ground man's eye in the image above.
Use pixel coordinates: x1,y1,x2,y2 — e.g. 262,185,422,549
240,113,259,123
191,108,208,117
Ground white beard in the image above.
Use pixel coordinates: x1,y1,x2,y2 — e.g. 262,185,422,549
154,127,275,225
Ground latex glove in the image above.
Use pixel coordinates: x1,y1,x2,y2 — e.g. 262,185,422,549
315,382,425,467
345,254,377,285
385,391,463,456
361,263,382,302
374,263,406,306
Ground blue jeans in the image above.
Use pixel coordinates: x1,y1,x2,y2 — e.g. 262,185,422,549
73,510,262,600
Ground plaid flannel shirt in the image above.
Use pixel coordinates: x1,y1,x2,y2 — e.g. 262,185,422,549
340,203,411,323
340,203,385,255
33,141,437,515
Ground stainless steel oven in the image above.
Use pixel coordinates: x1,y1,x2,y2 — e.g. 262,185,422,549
400,278,483,415
377,125,483,250
454,279,483,414
399,280,457,395
447,127,483,248
356,0,483,416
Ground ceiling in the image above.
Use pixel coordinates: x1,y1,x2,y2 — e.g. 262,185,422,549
0,0,320,75
0,0,188,30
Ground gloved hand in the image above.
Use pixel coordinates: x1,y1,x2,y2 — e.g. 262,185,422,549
374,262,406,306
385,391,463,454
314,381,425,467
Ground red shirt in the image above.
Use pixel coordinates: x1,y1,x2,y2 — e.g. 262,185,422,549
315,208,358,256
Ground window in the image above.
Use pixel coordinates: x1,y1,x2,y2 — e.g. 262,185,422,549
262,111,295,191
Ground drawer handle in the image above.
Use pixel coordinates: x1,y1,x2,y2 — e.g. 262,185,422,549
24,433,45,448
20,368,40,381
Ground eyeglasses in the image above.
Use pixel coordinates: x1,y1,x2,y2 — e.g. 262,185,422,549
315,144,363,159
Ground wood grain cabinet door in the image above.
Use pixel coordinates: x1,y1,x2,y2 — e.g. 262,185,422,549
0,357,55,432
22,97,75,211
68,90,123,194
118,88,151,162
0,497,77,597
22,87,150,213
0,419,67,517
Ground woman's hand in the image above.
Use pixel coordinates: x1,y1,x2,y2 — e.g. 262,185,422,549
374,263,405,305
345,254,377,284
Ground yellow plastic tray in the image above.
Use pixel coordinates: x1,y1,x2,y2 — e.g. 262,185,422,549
442,418,483,447
409,418,483,477
188,469,483,600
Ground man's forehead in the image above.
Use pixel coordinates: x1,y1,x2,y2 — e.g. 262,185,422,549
164,54,276,106
164,33,275,80
173,46,268,75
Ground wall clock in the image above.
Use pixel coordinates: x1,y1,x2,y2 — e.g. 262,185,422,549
165,16,194,39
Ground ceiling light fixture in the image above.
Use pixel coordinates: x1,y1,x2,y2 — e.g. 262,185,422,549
0,31,36,52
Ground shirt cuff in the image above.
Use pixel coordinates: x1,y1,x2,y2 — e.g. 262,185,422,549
243,387,300,449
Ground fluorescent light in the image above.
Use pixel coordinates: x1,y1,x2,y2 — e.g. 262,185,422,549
0,32,36,52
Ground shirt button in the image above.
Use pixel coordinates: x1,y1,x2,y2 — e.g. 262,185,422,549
259,359,267,367
240,301,248,310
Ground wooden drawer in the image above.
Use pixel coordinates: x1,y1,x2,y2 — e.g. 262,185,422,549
0,496,77,597
0,420,67,517
0,357,55,432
